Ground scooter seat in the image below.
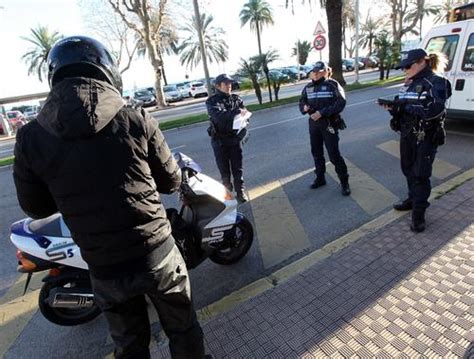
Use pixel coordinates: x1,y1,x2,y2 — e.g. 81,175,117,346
28,213,71,237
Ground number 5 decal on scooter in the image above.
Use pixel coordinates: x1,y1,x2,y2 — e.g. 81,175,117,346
204,225,234,244
46,243,76,261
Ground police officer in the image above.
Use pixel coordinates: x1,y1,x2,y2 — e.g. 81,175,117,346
13,36,206,358
381,48,452,232
206,73,249,203
299,61,350,195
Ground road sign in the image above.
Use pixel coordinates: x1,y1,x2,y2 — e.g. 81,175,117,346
313,35,326,51
313,21,326,35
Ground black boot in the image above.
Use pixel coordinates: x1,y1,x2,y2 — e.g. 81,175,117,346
393,198,413,211
410,210,426,233
236,191,249,203
310,177,326,189
340,178,351,196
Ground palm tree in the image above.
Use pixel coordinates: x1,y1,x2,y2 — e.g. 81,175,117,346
342,0,356,58
406,3,441,41
21,26,63,82
291,40,312,65
258,49,279,102
359,13,383,57
239,0,274,56
239,57,263,105
178,13,228,70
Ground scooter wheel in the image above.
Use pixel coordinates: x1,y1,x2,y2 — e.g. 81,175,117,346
209,215,254,265
38,279,101,326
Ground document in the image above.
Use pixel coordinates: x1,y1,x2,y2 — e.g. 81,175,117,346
233,110,252,133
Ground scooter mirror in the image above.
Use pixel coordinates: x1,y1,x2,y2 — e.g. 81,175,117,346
173,152,202,173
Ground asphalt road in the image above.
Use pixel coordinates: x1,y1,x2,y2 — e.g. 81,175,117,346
1,81,473,358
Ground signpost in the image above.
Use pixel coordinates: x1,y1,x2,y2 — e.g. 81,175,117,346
313,21,326,61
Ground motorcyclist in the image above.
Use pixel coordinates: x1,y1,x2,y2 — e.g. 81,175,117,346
380,48,452,232
299,62,351,195
13,36,206,358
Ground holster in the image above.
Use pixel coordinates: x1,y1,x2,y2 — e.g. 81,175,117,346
330,114,347,130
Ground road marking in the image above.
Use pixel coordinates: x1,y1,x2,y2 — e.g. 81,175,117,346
0,273,42,357
248,174,312,269
377,140,460,179
170,145,186,151
446,130,474,138
326,158,399,215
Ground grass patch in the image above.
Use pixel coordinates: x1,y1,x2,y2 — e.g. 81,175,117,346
0,156,14,167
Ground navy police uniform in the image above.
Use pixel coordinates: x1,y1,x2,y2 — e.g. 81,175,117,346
206,74,248,203
390,49,452,232
299,62,350,195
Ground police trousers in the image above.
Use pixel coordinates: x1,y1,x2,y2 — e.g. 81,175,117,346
309,119,348,180
400,132,437,211
90,244,205,359
211,138,244,193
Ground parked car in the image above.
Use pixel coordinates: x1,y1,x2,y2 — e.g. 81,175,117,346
0,114,5,135
146,87,156,96
277,68,299,80
6,111,26,131
189,81,208,98
350,57,366,69
287,65,308,79
23,106,39,121
175,83,192,98
342,59,355,71
163,85,182,102
268,69,290,81
134,90,156,107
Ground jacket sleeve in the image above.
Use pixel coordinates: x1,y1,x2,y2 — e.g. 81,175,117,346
319,80,346,117
298,86,309,114
405,76,452,120
13,128,58,219
144,110,182,194
206,96,241,134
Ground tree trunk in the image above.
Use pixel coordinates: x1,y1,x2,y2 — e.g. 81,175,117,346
326,0,345,86
161,57,168,86
193,0,211,94
252,77,262,105
256,21,262,56
264,69,273,102
379,65,385,80
273,83,281,101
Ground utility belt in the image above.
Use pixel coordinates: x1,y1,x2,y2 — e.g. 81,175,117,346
400,113,446,146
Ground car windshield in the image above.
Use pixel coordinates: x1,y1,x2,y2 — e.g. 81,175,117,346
7,113,16,118
192,82,204,87
164,86,177,92
135,91,151,97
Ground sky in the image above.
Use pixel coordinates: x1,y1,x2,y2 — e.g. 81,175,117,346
0,0,443,104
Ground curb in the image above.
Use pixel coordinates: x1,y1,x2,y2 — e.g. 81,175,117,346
195,167,474,323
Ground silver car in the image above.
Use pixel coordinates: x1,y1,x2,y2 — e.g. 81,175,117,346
163,85,183,102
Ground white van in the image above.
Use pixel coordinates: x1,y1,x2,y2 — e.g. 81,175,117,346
422,19,474,120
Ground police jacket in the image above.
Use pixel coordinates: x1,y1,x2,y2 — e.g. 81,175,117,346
393,67,452,137
206,89,246,143
13,78,181,278
299,77,346,127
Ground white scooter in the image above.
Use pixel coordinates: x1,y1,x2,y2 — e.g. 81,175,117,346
10,152,254,326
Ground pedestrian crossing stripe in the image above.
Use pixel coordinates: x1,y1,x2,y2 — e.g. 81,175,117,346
326,158,399,216
377,140,460,179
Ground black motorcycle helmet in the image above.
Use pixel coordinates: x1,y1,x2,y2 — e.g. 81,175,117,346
47,36,123,93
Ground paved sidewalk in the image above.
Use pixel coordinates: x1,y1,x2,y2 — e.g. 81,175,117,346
155,179,474,358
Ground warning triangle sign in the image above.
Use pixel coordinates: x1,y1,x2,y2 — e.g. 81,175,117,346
313,21,326,35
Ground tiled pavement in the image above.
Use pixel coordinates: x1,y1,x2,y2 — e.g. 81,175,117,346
156,180,474,358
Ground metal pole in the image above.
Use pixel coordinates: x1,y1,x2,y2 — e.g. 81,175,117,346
354,0,360,84
192,0,212,94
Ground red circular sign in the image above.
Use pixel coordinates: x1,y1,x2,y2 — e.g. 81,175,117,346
313,35,326,51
